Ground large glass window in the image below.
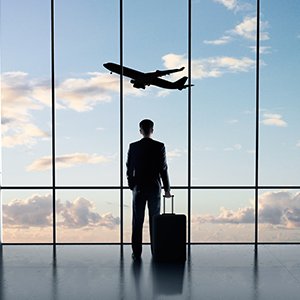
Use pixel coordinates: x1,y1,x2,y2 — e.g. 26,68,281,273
192,0,257,186
124,189,188,243
55,0,120,186
56,190,119,243
123,0,188,187
1,0,300,245
258,190,300,242
259,0,300,186
1,0,52,186
2,190,53,243
192,189,255,242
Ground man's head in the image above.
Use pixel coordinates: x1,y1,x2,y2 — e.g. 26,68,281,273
139,119,154,138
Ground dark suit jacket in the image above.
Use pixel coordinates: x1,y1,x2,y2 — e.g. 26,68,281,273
126,138,170,192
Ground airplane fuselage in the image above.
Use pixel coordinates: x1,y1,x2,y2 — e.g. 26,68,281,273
103,62,192,90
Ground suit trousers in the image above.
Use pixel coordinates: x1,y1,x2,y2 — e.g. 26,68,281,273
131,187,161,258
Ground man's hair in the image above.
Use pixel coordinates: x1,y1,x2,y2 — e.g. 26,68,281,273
139,119,154,137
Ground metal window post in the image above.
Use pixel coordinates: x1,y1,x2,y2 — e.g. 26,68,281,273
120,0,124,246
188,0,192,247
255,0,260,252
51,0,56,246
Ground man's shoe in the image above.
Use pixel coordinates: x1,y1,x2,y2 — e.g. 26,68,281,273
132,253,141,261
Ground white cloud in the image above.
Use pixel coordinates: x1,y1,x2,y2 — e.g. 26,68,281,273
192,206,254,224
297,141,300,147
2,124,50,148
246,150,255,154
3,194,53,228
3,193,119,230
213,0,253,11
57,197,119,230
1,71,141,148
227,120,238,123
204,36,232,45
227,16,269,41
162,54,188,75
56,73,113,112
197,56,255,76
192,191,300,229
156,90,171,98
224,144,242,151
263,113,282,119
56,72,142,112
249,46,272,54
213,0,238,10
167,149,181,160
258,191,300,228
26,153,110,171
1,72,50,148
261,113,287,127
204,16,269,47
162,53,255,81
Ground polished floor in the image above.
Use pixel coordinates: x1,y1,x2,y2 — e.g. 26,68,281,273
1,244,300,299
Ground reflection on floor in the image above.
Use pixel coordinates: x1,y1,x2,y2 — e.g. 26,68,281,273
1,244,300,300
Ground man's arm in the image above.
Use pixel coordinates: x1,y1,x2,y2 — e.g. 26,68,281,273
160,145,171,197
126,145,135,190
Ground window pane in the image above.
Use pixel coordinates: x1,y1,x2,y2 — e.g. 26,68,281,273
123,0,188,187
192,0,256,186
55,0,120,186
1,0,51,186
192,189,255,242
2,190,53,243
259,1,300,185
56,190,119,243
258,189,300,242
124,189,187,243
123,189,133,243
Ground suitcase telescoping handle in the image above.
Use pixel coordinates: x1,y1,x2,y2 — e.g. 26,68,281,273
163,195,174,214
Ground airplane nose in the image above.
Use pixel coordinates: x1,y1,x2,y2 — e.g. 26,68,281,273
103,62,114,70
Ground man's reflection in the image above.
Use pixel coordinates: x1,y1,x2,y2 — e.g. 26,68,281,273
131,259,143,300
253,250,259,299
151,259,185,297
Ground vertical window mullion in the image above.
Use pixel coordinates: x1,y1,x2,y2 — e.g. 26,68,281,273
255,0,260,251
51,0,56,246
188,0,192,246
120,0,124,246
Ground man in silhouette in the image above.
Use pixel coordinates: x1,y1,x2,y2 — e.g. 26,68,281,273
127,119,172,260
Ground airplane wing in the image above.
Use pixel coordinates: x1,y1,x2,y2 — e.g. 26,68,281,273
147,66,185,78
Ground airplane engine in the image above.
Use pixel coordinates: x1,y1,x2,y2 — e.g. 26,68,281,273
130,79,145,89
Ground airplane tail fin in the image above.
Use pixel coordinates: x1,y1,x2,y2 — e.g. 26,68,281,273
175,76,188,89
175,76,194,90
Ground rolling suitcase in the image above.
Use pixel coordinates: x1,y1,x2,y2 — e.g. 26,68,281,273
153,195,186,263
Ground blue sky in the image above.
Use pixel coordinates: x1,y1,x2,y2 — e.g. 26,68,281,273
1,0,300,242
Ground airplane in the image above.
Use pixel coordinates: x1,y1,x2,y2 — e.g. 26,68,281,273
103,62,193,91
